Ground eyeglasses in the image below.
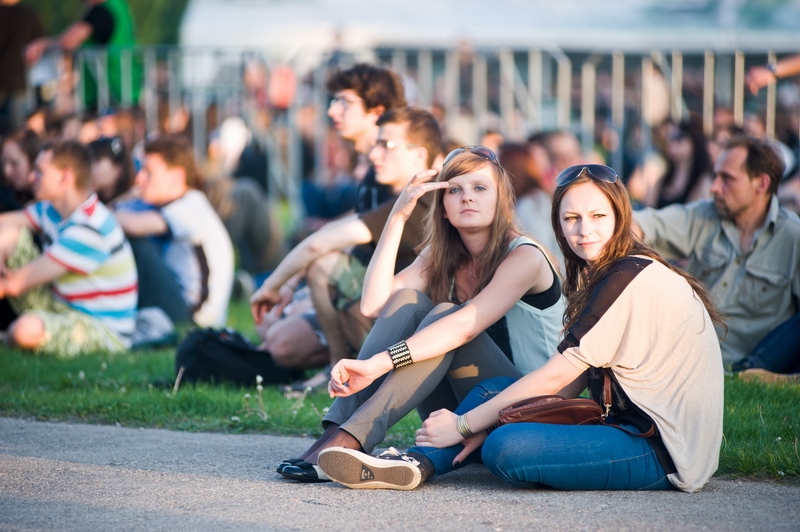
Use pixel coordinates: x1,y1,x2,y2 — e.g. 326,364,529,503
373,139,419,150
443,145,498,168
555,164,618,187
329,95,363,109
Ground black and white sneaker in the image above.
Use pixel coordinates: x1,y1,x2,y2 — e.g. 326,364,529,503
317,447,434,490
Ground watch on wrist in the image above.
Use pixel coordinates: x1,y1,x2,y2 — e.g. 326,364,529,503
767,62,780,78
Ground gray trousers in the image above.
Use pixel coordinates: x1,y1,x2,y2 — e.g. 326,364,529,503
323,289,523,453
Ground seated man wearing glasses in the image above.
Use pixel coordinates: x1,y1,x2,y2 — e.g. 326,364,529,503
249,107,443,389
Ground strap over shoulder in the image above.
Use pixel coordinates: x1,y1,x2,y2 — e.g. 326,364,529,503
508,235,559,276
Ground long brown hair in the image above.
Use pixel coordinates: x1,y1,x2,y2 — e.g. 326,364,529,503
550,173,725,331
419,150,519,304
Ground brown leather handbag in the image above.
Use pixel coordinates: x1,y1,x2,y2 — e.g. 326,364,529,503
498,395,605,425
497,370,655,438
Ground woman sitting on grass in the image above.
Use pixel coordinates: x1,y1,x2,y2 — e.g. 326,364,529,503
318,164,725,493
279,146,565,481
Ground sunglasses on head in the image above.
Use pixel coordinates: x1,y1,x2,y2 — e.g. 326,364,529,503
555,164,618,187
443,145,498,168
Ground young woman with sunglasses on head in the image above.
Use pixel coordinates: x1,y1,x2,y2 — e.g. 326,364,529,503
278,146,565,482
319,164,725,493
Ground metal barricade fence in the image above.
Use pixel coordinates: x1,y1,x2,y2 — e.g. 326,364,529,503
27,45,800,221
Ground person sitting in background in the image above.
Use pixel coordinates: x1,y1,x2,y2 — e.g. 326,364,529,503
627,118,712,209
279,146,564,482
654,118,713,207
263,63,407,391
86,136,135,206
0,140,138,356
0,128,42,328
115,134,234,328
634,135,800,380
204,117,284,281
319,163,723,493
249,107,442,392
1,128,41,210
497,142,562,268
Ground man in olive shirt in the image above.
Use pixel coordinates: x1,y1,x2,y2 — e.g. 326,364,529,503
634,135,800,375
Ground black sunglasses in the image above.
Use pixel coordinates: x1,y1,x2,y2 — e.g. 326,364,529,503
443,145,498,168
555,164,618,187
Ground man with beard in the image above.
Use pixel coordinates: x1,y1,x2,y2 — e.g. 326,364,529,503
634,135,800,379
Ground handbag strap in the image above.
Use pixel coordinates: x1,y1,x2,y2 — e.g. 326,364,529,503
600,369,656,439
602,371,612,419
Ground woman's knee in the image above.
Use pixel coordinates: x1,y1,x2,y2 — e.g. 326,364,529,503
475,376,516,396
376,289,434,323
416,301,459,330
482,427,522,480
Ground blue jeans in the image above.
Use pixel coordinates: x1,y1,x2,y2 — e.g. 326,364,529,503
733,314,800,374
409,377,674,491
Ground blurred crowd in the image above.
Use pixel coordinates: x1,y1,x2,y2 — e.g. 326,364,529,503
1,0,798,386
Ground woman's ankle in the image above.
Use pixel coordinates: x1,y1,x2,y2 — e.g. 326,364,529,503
306,429,362,464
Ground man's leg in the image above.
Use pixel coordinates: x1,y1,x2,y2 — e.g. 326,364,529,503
4,226,52,315
263,313,330,370
9,305,126,357
128,237,192,325
339,302,374,362
306,250,352,365
733,314,800,375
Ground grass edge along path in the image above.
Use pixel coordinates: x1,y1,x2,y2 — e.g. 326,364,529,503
0,341,798,482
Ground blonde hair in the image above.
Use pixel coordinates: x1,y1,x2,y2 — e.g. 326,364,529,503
419,150,518,304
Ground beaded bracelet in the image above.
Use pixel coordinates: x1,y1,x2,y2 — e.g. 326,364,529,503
387,340,413,370
456,414,474,439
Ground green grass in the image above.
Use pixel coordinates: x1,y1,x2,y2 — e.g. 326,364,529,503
0,299,798,480
0,299,419,447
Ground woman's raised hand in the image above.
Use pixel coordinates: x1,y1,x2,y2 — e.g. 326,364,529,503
390,169,448,222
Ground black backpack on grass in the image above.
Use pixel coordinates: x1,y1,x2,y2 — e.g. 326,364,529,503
175,328,304,387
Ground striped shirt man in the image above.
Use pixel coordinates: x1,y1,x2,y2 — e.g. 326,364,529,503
25,194,138,344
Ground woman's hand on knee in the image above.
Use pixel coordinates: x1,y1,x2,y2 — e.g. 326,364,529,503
328,357,385,398
416,408,464,449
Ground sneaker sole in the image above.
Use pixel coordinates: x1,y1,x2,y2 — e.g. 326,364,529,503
318,448,421,490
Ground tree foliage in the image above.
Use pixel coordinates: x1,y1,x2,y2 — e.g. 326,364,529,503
22,0,190,45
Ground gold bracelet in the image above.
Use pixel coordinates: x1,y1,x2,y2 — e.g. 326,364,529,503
456,413,474,439
387,341,413,370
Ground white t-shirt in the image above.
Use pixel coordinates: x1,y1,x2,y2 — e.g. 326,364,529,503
559,256,723,493
160,190,234,327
